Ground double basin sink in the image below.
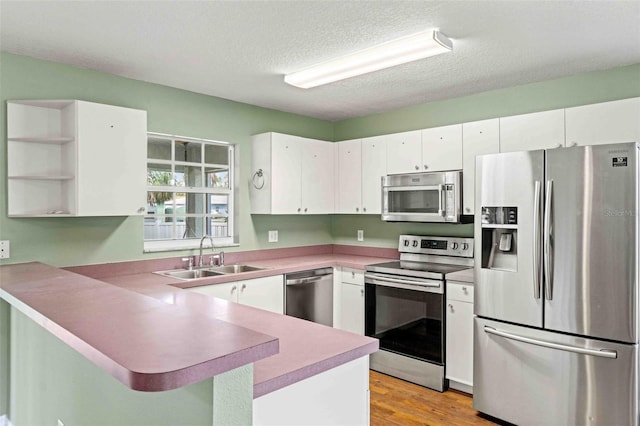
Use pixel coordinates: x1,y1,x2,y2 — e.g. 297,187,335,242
155,264,264,281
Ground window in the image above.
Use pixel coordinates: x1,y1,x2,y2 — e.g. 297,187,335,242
145,132,235,251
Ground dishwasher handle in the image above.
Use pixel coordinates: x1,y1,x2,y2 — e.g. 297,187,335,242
286,275,327,286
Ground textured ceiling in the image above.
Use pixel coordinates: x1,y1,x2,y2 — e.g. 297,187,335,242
1,1,639,121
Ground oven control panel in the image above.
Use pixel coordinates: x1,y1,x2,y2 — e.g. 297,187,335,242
399,235,474,257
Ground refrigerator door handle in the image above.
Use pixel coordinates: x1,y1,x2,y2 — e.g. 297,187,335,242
533,180,542,299
544,179,553,300
484,326,618,359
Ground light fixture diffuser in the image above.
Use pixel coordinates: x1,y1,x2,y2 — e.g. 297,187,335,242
284,30,453,89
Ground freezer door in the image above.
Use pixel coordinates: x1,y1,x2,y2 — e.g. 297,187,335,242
545,143,639,343
474,317,638,426
475,150,544,327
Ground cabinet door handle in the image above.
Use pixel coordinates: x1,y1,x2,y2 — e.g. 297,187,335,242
297,208,301,212
424,165,428,170
462,286,467,293
231,285,237,294
414,165,419,170
363,207,367,212
241,284,247,292
137,207,146,213
360,289,364,296
355,207,359,212
448,303,454,311
304,208,308,213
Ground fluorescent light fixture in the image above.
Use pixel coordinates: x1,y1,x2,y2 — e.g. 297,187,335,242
284,30,453,89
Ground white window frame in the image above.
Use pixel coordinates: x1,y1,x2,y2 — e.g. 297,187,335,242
144,132,237,252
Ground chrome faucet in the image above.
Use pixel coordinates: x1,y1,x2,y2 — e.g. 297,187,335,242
198,234,215,268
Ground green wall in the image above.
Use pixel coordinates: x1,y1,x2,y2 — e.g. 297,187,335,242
1,52,639,265
7,306,253,425
0,52,334,266
330,63,640,247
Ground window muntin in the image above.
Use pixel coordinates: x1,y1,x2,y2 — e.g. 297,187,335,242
145,133,234,248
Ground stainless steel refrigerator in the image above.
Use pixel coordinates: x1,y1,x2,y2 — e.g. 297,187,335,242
474,142,639,425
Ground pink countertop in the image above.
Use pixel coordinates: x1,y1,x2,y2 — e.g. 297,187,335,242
102,253,386,398
0,262,279,392
2,248,388,397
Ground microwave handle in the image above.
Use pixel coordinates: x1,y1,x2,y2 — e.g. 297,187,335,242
438,184,445,217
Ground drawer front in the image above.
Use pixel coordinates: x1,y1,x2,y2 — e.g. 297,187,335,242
447,281,474,303
341,267,364,285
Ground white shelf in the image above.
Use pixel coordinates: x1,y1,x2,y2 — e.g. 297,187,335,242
8,175,75,181
8,136,74,144
10,211,73,217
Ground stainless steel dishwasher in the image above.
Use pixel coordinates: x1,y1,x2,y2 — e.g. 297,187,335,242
285,268,333,327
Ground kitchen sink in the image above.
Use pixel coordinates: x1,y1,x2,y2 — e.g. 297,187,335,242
154,264,264,280
208,264,264,274
156,268,225,280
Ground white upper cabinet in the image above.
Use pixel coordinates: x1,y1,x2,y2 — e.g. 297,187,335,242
421,124,463,172
499,109,565,152
302,139,335,214
385,130,422,174
361,136,387,214
76,101,147,216
335,139,362,214
7,100,147,217
462,119,500,215
251,132,334,214
565,97,640,146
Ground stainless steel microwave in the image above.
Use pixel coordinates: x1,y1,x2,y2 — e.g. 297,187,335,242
381,171,462,223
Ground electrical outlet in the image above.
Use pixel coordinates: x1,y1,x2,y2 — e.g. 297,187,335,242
268,230,278,243
357,230,364,242
0,240,9,259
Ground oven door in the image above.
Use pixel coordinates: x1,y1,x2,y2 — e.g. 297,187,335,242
365,273,444,365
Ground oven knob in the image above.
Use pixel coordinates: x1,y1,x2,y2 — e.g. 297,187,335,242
451,242,459,250
462,243,469,250
403,239,410,247
412,240,419,248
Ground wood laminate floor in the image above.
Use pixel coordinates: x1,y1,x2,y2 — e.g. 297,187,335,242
370,371,500,426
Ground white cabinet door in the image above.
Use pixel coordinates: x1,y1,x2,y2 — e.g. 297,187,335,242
302,139,335,214
189,281,238,302
361,136,387,214
565,97,640,146
446,281,474,390
446,299,474,387
462,119,500,215
76,101,147,216
385,130,422,174
271,134,303,214
500,109,565,152
188,275,284,313
238,275,284,314
421,124,463,172
340,282,364,335
336,139,362,214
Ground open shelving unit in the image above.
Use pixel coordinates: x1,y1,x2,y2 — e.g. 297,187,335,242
7,100,78,216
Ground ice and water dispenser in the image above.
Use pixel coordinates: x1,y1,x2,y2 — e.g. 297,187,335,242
480,206,518,272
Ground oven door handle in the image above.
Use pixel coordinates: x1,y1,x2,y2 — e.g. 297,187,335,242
365,274,442,292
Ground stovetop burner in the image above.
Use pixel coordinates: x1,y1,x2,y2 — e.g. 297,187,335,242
365,235,474,280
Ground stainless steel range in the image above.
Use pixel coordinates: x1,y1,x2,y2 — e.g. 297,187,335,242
365,235,474,391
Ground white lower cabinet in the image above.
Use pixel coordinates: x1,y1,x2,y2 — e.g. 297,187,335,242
337,268,365,335
189,275,284,314
446,281,474,393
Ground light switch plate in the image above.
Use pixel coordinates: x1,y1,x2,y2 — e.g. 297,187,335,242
0,240,9,259
268,230,278,243
357,230,364,242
